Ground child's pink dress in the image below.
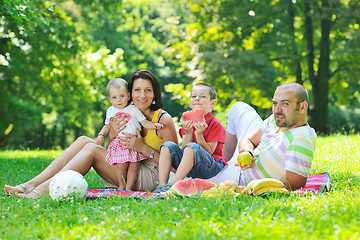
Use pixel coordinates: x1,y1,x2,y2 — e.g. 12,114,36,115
105,136,147,164
104,105,148,165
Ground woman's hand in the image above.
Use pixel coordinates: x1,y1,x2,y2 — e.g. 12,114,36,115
108,115,128,142
119,128,145,153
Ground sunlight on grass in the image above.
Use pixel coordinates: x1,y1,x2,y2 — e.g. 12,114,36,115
1,134,360,239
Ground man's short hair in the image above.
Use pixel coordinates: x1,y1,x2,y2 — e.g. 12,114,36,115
277,82,309,103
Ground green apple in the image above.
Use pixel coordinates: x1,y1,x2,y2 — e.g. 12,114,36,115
237,151,253,167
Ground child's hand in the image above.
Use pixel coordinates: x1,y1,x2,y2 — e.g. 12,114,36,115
193,122,208,135
154,123,164,129
95,135,104,145
182,120,193,132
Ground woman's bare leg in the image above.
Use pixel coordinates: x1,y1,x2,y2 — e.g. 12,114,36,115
4,136,94,195
126,162,139,191
16,142,122,199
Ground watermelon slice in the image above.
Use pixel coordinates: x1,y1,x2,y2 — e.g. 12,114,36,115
115,112,132,121
168,178,216,196
195,178,216,192
180,108,206,124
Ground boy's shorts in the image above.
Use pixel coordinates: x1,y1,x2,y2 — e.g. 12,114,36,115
161,141,225,179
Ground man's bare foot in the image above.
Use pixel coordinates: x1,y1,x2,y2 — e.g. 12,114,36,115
15,188,42,199
4,183,34,196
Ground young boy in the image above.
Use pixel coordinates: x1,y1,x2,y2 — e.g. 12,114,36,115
154,83,227,193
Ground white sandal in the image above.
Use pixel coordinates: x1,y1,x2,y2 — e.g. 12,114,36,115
30,188,42,198
19,184,32,194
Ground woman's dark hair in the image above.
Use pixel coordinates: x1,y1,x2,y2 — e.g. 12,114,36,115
128,70,164,111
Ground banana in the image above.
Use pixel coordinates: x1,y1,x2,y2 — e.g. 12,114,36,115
251,178,284,193
246,179,259,190
253,187,289,196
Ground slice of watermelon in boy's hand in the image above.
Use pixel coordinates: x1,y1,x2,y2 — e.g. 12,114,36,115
180,108,206,124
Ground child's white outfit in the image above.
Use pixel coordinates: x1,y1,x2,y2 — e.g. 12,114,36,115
105,105,148,165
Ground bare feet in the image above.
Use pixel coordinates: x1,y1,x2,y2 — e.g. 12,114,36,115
4,183,34,196
15,188,42,199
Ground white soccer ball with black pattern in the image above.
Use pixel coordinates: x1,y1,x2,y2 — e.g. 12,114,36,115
49,170,88,200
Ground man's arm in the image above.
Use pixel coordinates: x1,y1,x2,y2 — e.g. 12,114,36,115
223,132,237,162
237,128,263,170
238,127,263,154
285,171,307,190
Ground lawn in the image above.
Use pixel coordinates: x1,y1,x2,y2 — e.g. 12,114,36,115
1,134,360,239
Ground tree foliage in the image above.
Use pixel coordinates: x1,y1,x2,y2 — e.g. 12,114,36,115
164,0,360,133
0,0,184,148
1,0,359,149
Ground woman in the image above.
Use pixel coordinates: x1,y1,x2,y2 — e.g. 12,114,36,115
4,70,178,198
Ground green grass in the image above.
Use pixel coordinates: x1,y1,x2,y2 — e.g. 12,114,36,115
1,134,360,239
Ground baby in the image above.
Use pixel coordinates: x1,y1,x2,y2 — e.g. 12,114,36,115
96,78,162,190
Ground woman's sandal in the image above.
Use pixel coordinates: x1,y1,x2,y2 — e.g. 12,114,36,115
15,188,42,199
5,183,31,196
30,188,42,198
19,184,32,194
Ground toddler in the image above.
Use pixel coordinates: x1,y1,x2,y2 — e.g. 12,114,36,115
96,78,163,190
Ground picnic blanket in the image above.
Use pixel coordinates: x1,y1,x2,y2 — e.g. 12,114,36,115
86,189,164,200
291,172,331,195
85,172,331,199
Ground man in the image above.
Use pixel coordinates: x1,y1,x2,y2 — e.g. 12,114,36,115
207,101,263,184
239,82,316,190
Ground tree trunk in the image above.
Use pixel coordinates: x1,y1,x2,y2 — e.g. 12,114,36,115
304,0,331,134
288,0,303,84
0,125,14,148
312,0,331,134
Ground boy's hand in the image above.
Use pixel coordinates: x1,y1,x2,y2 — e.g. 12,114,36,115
193,122,208,135
95,135,104,145
182,120,193,132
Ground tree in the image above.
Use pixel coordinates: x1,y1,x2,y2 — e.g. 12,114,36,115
0,0,186,148
165,0,360,133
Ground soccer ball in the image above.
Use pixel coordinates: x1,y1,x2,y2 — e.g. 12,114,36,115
49,170,88,200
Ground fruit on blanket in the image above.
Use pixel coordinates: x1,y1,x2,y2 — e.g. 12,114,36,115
49,170,88,200
218,180,238,192
235,185,246,193
252,178,284,193
202,187,237,198
180,108,206,123
168,178,215,196
195,178,217,192
253,186,289,196
237,151,253,167
115,112,132,121
244,178,288,196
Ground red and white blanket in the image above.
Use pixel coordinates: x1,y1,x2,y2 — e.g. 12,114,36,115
86,172,331,199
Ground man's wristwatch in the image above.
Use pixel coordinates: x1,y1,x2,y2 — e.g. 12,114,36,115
149,149,155,160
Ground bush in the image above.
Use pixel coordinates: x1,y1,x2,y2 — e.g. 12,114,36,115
327,105,360,133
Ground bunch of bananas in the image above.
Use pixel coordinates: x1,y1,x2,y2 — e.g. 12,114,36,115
242,178,289,196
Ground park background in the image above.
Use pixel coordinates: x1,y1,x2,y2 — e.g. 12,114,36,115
1,0,360,150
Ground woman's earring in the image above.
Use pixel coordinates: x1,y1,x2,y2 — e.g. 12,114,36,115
152,100,156,105
130,101,134,105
